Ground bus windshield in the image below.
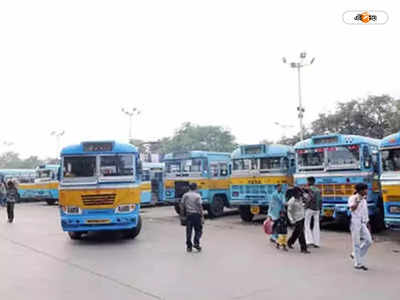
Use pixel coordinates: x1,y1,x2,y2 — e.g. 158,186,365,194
233,159,258,170
297,150,324,169
182,158,203,172
327,146,360,169
382,148,400,171
142,169,151,181
260,157,282,170
37,170,52,179
63,156,96,178
165,161,181,173
100,155,134,177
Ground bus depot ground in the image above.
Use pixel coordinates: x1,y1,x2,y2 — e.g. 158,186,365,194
0,203,399,300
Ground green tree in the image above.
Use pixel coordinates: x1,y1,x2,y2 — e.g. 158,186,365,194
159,122,237,154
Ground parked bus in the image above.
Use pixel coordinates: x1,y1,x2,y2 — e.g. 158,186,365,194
0,169,36,202
18,165,60,205
294,134,384,231
163,151,231,218
140,162,165,205
59,141,142,240
380,132,400,229
230,144,295,221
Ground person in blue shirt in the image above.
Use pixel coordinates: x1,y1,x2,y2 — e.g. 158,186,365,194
267,184,285,243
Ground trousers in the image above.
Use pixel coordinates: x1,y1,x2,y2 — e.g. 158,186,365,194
7,202,14,222
351,219,372,267
288,219,307,251
304,209,320,246
186,213,203,248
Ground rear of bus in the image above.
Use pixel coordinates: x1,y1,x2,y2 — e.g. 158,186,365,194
33,165,60,205
380,133,400,230
59,141,142,240
230,144,295,222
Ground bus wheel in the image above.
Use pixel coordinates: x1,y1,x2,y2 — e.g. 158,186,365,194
208,195,224,218
46,199,56,205
122,216,142,239
174,203,181,215
239,206,254,222
68,232,83,240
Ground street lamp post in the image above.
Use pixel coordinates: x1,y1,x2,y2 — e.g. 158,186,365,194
50,130,65,159
121,107,141,142
282,52,315,141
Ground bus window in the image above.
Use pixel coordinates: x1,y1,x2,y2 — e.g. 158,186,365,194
63,156,96,178
210,164,219,177
327,146,360,168
142,170,150,181
100,155,134,177
219,163,228,176
166,161,180,173
182,159,202,172
260,157,281,170
382,149,400,171
297,150,324,169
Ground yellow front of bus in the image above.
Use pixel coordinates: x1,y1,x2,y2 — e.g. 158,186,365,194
59,141,142,240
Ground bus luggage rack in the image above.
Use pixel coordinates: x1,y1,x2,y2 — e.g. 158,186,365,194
316,184,355,197
81,194,116,206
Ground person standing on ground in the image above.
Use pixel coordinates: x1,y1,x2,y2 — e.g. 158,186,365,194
6,181,18,223
303,176,322,248
267,184,285,243
0,179,6,207
287,187,310,254
181,183,204,252
348,183,372,271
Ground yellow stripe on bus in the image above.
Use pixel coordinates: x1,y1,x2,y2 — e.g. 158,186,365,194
382,185,400,202
19,182,59,190
230,176,293,186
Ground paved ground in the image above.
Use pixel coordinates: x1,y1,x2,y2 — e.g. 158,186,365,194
0,203,399,300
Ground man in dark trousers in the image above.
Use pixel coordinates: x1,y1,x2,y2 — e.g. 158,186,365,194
181,183,204,252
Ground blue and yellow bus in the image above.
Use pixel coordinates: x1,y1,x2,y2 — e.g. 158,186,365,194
59,141,142,240
294,134,384,230
140,162,165,206
163,151,231,218
380,132,400,229
0,169,35,201
230,144,295,221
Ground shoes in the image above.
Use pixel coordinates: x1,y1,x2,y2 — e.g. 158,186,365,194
350,254,354,260
270,238,276,243
301,249,311,254
283,247,288,252
194,245,202,252
313,244,320,248
187,247,192,253
354,265,368,271
8,219,13,223
287,244,294,249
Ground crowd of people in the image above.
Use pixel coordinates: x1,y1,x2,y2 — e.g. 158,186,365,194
180,177,373,271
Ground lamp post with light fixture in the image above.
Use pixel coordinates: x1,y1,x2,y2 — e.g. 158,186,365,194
121,107,141,142
282,52,315,141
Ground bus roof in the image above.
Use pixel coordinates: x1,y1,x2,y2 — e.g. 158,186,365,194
294,134,380,149
61,141,138,155
231,144,294,159
163,151,231,161
381,131,400,149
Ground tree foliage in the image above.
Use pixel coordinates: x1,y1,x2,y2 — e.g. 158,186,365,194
0,152,53,169
159,122,237,154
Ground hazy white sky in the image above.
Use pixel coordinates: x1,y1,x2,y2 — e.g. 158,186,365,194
1,1,399,158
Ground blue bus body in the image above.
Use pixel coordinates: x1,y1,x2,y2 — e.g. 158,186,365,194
230,144,295,221
294,134,384,230
140,162,165,206
59,141,142,239
162,151,231,218
380,132,400,229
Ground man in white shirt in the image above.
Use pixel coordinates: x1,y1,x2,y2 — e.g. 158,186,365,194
348,183,372,271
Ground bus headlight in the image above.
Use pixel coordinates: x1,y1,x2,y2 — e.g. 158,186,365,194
62,206,82,215
115,204,136,213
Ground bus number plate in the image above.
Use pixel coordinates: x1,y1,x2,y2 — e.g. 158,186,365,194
86,219,111,224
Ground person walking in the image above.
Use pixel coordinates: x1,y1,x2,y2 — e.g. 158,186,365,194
181,183,204,252
348,183,372,271
287,187,310,254
303,176,322,248
0,179,6,207
267,184,285,243
6,180,18,223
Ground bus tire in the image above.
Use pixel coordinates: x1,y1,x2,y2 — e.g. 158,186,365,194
122,216,142,239
208,195,224,218
239,205,254,222
46,199,56,205
174,203,181,215
68,232,83,240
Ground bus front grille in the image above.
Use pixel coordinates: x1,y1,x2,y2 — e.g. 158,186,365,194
81,194,116,206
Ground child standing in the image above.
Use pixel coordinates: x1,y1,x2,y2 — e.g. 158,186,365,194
6,181,18,223
273,210,288,251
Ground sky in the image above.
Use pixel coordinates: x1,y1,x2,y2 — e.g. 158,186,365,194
0,1,399,159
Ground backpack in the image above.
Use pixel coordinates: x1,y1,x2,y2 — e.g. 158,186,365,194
303,188,318,210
